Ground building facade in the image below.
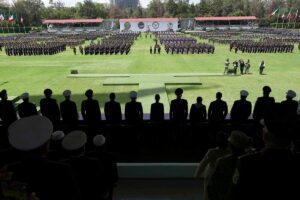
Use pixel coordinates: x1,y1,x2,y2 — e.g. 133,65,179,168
120,18,179,32
110,0,139,8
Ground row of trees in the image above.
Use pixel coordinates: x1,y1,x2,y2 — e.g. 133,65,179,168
0,0,300,26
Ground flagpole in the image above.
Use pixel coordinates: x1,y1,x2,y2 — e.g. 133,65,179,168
276,8,280,29
294,10,298,29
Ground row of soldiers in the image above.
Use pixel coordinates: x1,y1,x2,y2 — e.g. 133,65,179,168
230,41,294,53
81,33,139,55
4,43,67,56
165,42,215,54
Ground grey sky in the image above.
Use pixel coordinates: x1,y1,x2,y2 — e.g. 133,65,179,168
9,0,200,8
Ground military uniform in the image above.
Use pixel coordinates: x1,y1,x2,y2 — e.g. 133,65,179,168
104,100,122,124
17,101,38,118
150,102,164,122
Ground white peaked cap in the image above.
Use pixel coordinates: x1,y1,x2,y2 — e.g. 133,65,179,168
8,116,53,151
62,130,87,151
51,131,65,141
93,135,106,147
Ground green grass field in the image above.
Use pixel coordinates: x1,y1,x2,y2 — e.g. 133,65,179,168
0,34,299,113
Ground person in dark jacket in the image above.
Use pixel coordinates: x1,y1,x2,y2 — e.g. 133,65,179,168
230,90,252,124
0,89,17,128
253,86,275,122
104,93,122,124
40,88,60,129
60,90,78,129
125,91,143,124
228,104,300,200
150,94,164,122
62,131,108,200
281,90,298,122
170,88,188,123
17,93,38,118
190,96,207,123
87,135,119,200
81,89,101,125
7,116,80,200
208,92,228,123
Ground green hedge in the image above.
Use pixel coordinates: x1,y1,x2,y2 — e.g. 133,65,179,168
0,27,32,33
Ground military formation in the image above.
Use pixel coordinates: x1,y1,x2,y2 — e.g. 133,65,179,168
81,32,140,55
154,31,215,54
230,41,294,53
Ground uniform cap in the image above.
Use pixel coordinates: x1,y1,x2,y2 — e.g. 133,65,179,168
51,131,65,141
286,90,296,98
21,92,29,99
63,90,71,97
93,135,106,147
228,131,250,149
8,116,53,151
240,90,249,97
129,91,137,98
62,130,87,151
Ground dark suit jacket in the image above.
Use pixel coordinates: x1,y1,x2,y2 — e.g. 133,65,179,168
17,102,38,118
253,96,275,121
40,98,60,124
150,102,164,122
190,104,207,123
208,100,228,122
170,98,188,122
231,99,252,122
8,157,80,200
125,101,143,123
81,99,101,123
281,99,298,121
0,100,17,126
104,101,122,124
60,99,78,125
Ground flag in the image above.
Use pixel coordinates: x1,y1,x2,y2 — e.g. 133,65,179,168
294,10,299,21
271,8,279,16
0,14,4,22
8,14,14,23
287,11,292,21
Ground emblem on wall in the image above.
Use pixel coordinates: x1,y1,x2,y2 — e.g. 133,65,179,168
167,22,173,29
124,22,131,30
138,22,145,29
152,22,159,29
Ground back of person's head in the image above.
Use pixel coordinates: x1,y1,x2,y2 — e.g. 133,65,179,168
228,131,250,154
8,116,53,157
286,90,296,100
175,88,183,97
63,90,71,100
129,91,137,100
92,135,106,151
263,86,272,96
261,103,294,148
196,96,202,104
0,89,8,100
44,88,52,98
216,92,222,100
216,131,228,149
240,90,249,100
155,94,160,102
109,93,116,100
62,130,87,156
21,92,30,102
85,89,93,98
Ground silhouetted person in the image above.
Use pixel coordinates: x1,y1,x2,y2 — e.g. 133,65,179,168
0,89,17,128
81,89,101,125
281,90,298,122
208,92,228,123
230,90,252,124
40,88,60,129
190,96,207,123
60,90,78,128
7,116,80,200
228,104,300,200
253,86,275,122
170,88,188,122
150,94,164,122
62,131,107,200
104,93,122,124
150,46,152,54
125,91,143,124
87,135,119,200
17,92,38,118
259,60,265,75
